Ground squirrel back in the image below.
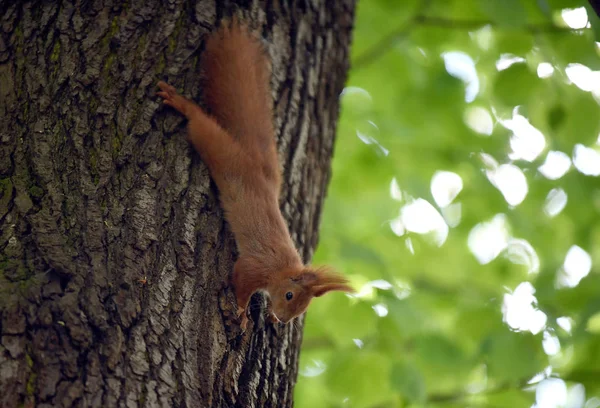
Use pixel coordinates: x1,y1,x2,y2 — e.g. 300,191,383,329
202,19,275,157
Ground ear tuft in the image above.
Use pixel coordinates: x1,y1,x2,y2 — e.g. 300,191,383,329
299,266,354,297
313,283,354,297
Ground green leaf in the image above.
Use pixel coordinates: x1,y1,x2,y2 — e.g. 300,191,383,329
482,331,546,382
339,238,387,269
390,362,426,404
298,1,600,406
555,90,600,150
327,351,394,408
586,312,600,333
455,305,505,348
386,297,431,338
485,389,536,407
493,62,541,106
479,0,527,27
414,334,470,375
427,0,488,20
542,31,600,69
495,31,535,55
294,376,332,408
548,104,567,131
308,294,378,347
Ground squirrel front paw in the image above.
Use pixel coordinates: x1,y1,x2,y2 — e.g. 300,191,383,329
237,306,249,331
268,312,280,324
266,304,280,324
157,81,189,115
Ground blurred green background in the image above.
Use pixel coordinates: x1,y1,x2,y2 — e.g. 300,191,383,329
295,0,600,407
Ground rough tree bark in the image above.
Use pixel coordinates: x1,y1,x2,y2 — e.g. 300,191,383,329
0,1,354,407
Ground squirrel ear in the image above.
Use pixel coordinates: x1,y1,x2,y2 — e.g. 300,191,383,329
313,283,354,297
296,266,354,297
293,270,319,286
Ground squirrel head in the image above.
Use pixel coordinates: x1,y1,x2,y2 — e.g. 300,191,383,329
268,266,354,323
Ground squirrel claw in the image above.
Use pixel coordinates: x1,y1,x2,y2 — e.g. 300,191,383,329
157,80,177,95
239,314,249,331
156,81,187,114
240,316,248,331
268,312,280,324
237,306,249,330
266,304,280,324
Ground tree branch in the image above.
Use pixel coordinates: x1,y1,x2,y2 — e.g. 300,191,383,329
354,15,585,70
353,0,432,71
352,22,416,70
427,379,530,404
426,370,600,405
415,15,580,33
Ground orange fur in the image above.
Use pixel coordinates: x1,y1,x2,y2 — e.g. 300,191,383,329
157,18,353,329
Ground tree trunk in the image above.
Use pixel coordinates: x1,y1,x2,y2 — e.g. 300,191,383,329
0,1,354,407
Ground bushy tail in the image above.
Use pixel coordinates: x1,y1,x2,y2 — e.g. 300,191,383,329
202,18,274,148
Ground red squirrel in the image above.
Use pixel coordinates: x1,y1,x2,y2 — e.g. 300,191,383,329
157,19,353,329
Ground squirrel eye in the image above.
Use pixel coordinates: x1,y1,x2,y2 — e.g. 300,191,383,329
285,291,293,301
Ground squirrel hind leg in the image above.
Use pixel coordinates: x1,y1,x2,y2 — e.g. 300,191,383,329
215,14,253,39
200,18,273,152
203,16,267,65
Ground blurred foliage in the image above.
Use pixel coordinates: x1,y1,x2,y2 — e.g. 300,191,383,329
295,0,600,407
